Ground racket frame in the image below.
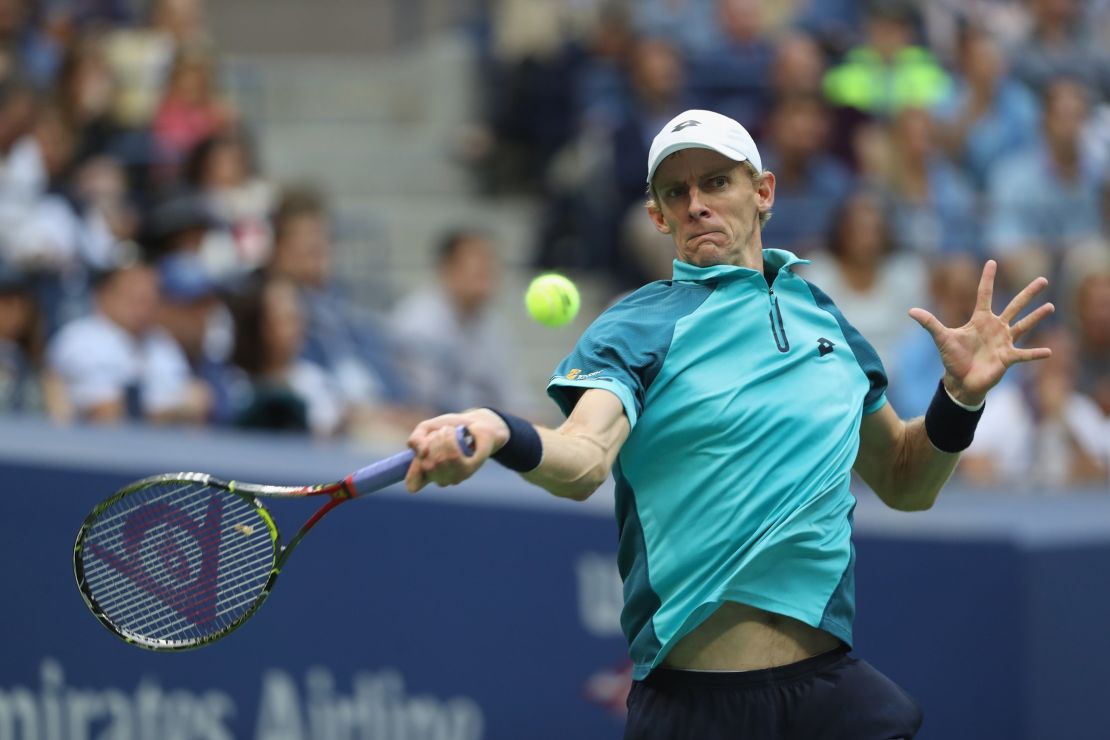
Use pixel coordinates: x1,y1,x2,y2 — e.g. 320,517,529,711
73,472,351,652
73,427,471,651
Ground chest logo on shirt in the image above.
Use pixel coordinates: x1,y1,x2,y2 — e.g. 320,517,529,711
817,338,836,357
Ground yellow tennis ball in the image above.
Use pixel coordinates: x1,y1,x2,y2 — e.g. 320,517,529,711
526,273,580,327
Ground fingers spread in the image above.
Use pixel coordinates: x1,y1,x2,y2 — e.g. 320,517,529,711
1000,276,1049,323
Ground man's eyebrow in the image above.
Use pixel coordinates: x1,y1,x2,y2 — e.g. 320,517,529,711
658,165,739,191
703,166,738,179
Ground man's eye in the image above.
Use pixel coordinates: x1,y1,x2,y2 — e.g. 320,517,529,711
711,176,728,188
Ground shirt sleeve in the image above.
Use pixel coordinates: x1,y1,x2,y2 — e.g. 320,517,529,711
546,282,712,429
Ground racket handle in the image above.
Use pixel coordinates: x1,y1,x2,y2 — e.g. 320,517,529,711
347,426,475,496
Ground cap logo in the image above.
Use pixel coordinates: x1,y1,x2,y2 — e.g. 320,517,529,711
671,119,701,132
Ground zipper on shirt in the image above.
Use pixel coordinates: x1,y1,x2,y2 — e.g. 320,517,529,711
767,287,790,353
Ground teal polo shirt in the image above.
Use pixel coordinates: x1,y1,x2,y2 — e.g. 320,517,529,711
547,249,887,680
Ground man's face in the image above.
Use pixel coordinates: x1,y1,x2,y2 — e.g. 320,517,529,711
442,237,498,316
98,265,160,336
273,214,331,288
647,148,774,268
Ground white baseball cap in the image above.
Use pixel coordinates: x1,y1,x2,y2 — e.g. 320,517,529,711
646,109,762,185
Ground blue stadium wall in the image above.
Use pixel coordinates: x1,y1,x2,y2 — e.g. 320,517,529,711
2,419,1108,740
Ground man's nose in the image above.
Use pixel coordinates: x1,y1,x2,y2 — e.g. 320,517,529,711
687,188,710,219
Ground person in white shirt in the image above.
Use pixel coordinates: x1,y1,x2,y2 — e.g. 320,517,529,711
45,258,206,423
391,229,532,414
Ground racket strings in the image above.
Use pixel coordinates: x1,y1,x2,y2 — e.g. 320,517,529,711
78,480,276,645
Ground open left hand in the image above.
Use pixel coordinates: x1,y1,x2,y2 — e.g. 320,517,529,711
908,260,1055,406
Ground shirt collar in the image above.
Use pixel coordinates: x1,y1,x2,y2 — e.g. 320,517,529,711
671,248,810,282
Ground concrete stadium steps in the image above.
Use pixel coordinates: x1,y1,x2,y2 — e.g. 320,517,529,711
224,36,476,130
254,122,471,197
222,35,612,411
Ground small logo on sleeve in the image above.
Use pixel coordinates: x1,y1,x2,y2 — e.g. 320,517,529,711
566,368,581,380
817,338,835,357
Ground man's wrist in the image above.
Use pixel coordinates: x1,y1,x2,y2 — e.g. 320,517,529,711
926,378,986,453
473,408,512,452
942,374,986,411
483,408,543,472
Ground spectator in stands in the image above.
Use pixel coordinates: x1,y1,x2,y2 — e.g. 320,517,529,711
758,93,854,254
1010,0,1110,100
799,189,925,367
573,2,635,132
229,275,343,437
769,32,826,101
102,0,209,129
54,34,122,164
6,106,80,272
0,264,43,413
631,0,722,58
609,37,689,218
7,109,135,332
266,187,415,415
880,106,980,256
986,76,1103,291
45,255,205,424
155,252,238,424
0,77,43,257
0,0,63,89
391,229,531,415
476,0,589,192
140,189,218,261
183,130,275,277
1062,244,1110,417
794,0,864,55
961,328,1108,488
589,36,689,286
822,0,950,116
151,43,235,180
933,24,1040,191
688,0,775,126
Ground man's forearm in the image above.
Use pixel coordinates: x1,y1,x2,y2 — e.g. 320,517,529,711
522,426,616,501
878,417,961,511
516,392,630,502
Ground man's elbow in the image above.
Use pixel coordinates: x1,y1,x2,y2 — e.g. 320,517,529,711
542,464,609,502
878,487,939,512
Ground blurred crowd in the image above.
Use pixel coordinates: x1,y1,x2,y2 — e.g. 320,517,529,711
0,0,1106,491
0,0,530,446
469,0,1110,490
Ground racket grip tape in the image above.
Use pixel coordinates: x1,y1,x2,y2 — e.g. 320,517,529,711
346,426,474,496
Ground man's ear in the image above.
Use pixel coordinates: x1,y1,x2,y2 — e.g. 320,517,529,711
647,201,671,234
756,170,776,214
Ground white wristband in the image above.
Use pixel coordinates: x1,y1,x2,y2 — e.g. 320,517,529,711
944,385,985,412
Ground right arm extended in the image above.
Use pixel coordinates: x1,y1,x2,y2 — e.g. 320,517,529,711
404,388,630,501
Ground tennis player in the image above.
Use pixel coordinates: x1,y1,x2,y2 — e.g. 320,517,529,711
404,109,1053,739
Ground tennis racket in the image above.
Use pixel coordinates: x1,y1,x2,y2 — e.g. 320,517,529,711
73,426,473,651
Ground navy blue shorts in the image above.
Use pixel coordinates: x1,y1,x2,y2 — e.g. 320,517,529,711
623,646,923,740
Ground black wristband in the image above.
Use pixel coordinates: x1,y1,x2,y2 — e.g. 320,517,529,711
486,408,543,472
924,379,985,453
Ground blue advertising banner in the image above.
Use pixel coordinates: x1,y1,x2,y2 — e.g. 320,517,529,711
2,419,1110,739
